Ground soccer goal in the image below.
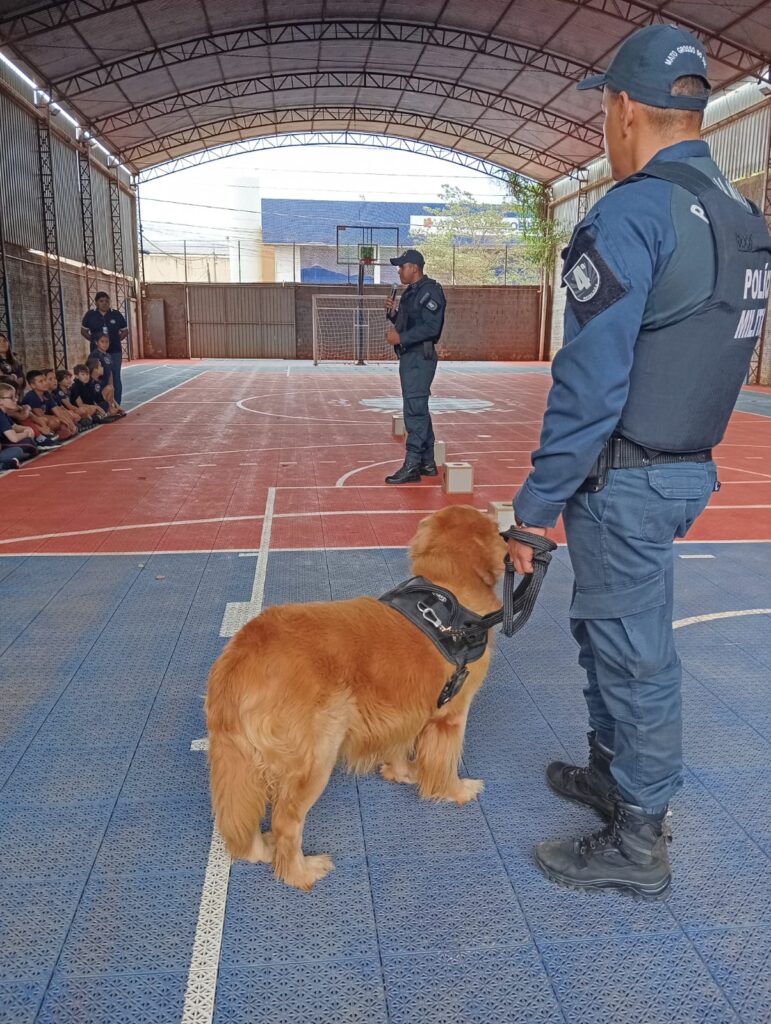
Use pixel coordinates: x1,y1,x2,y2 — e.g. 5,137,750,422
312,294,397,364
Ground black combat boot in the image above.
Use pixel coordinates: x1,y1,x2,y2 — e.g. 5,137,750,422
534,801,671,900
419,460,438,476
385,460,422,484
546,731,617,819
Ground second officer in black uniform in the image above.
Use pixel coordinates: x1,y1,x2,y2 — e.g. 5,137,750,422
384,249,446,484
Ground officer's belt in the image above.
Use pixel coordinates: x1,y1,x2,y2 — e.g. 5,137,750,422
607,435,712,467
379,528,557,708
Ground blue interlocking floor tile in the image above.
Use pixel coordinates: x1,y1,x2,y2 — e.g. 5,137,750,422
667,829,771,929
357,774,495,855
694,767,771,853
0,979,44,1024
119,740,210,801
56,873,205,977
32,697,155,749
326,549,396,599
223,856,379,966
0,799,112,883
0,697,51,749
214,960,389,1024
382,946,564,1024
36,970,189,1024
368,852,530,955
0,743,134,804
140,693,207,743
687,924,771,1024
0,878,83,981
90,796,214,879
541,932,740,1023
302,771,366,857
263,550,331,604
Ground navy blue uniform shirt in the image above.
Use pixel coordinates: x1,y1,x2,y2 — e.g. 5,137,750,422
23,389,54,414
0,409,17,440
82,308,127,354
93,350,113,386
514,140,748,528
388,276,446,351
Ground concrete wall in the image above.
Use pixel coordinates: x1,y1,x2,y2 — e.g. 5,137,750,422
142,283,541,361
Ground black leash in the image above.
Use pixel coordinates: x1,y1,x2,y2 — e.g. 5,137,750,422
479,527,558,637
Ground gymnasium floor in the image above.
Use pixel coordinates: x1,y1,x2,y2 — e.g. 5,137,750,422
1,359,770,1024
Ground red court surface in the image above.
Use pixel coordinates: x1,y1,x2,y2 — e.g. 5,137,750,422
1,362,770,555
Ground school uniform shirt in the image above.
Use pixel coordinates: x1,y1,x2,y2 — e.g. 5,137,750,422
93,350,113,387
0,409,18,442
23,390,55,415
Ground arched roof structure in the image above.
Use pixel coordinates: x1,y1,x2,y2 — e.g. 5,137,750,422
1,1,770,182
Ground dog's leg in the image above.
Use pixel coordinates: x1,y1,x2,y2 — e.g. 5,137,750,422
271,751,338,891
245,829,275,864
414,703,484,804
380,747,417,785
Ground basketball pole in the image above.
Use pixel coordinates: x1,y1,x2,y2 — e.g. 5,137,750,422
356,261,366,366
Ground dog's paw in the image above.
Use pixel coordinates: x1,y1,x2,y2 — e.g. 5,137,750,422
451,778,484,804
245,830,275,864
280,854,335,891
380,762,417,785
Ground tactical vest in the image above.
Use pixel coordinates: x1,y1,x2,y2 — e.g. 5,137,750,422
614,162,771,452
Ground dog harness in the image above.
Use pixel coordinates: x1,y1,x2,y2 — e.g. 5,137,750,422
379,528,558,708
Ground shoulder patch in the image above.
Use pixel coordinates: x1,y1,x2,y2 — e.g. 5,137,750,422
562,226,628,327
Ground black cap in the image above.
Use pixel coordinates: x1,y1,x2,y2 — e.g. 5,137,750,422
390,248,425,268
577,25,711,110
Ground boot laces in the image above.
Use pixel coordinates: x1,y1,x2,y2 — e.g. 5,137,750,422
576,804,626,855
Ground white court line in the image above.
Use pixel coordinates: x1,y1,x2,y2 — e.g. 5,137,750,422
182,488,277,1024
679,554,715,559
674,609,771,628
219,487,276,637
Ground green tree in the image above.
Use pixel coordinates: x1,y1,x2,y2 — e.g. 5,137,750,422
410,185,537,285
506,175,569,278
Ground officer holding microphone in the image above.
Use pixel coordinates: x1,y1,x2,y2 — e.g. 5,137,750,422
384,249,446,484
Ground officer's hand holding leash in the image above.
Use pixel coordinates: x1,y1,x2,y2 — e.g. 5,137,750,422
507,524,549,575
386,327,400,347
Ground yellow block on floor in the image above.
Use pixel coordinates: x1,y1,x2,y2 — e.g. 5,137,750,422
443,461,474,494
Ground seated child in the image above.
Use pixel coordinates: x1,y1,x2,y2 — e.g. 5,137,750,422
22,370,75,439
86,358,125,418
43,368,85,433
92,338,126,416
57,368,101,426
0,383,43,464
0,382,62,449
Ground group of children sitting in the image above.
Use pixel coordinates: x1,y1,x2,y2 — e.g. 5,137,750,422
0,335,125,471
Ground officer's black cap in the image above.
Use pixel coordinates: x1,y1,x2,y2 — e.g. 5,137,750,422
390,248,425,268
577,24,711,111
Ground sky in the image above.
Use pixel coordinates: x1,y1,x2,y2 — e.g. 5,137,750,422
137,145,513,256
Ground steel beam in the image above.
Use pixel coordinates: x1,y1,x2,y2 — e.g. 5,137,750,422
78,145,98,307
109,176,129,359
36,114,68,371
0,202,11,342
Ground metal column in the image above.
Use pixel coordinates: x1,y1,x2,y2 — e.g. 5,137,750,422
0,202,11,342
109,177,130,358
78,146,98,307
36,113,68,371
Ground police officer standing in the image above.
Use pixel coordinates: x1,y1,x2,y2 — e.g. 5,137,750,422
384,249,446,484
507,25,771,898
81,291,128,405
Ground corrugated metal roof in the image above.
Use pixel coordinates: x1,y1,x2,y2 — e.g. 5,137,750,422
1,1,768,183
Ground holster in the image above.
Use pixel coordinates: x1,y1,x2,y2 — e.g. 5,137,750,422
578,440,611,493
422,340,434,359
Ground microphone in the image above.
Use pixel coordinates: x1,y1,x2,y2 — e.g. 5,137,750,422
386,284,398,320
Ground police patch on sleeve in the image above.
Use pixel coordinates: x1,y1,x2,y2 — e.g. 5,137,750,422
562,228,628,327
425,298,439,311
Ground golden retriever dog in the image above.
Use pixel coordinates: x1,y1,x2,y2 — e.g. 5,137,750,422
206,505,506,890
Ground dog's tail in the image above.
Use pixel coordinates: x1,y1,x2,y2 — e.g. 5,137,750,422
206,645,269,860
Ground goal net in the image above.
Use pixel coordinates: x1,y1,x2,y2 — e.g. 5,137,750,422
312,295,397,364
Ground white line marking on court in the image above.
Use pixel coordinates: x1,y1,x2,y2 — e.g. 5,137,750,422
336,459,401,486
720,464,771,481
673,609,771,628
66,470,87,475
112,468,132,472
219,486,275,638
183,489,277,1022
679,554,716,559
